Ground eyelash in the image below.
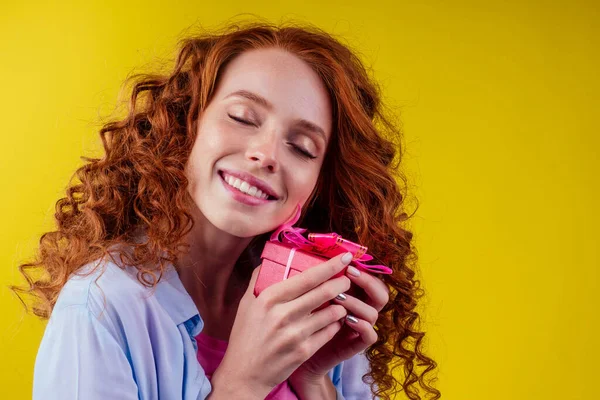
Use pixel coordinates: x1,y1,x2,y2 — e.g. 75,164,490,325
228,115,317,160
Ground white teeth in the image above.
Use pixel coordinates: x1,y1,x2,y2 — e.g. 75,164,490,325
223,174,271,200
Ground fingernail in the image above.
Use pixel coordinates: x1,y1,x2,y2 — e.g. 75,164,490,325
346,315,359,324
347,266,361,277
341,252,353,265
335,293,347,301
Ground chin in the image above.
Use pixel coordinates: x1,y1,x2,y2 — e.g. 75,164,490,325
208,210,274,238
225,222,264,238
193,192,292,239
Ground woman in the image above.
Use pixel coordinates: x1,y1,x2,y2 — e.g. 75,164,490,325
12,21,440,399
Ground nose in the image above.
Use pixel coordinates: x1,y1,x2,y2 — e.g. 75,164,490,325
245,130,280,173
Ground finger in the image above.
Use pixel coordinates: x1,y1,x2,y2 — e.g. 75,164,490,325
302,304,347,336
305,319,345,357
247,263,262,298
326,322,377,358
332,293,379,326
345,268,390,312
265,252,353,303
341,316,378,347
288,275,351,317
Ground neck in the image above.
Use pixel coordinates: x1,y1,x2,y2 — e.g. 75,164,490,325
174,206,254,314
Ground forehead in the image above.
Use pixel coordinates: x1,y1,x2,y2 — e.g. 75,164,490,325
212,48,333,140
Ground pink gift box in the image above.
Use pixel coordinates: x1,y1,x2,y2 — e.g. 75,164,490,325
251,203,391,314
254,241,346,312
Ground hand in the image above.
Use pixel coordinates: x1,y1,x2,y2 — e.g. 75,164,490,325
290,264,390,381
211,252,354,399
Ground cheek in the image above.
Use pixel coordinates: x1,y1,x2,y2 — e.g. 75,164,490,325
191,122,238,169
204,121,245,158
196,124,225,153
289,171,320,202
186,137,220,190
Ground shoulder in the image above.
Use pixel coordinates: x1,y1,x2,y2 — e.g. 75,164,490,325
55,254,149,308
33,256,146,399
51,254,160,338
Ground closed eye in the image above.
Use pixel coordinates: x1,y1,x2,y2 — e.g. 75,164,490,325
288,143,317,160
228,114,254,126
229,114,317,160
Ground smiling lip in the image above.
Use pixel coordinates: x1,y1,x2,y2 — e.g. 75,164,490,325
218,169,279,199
219,172,275,206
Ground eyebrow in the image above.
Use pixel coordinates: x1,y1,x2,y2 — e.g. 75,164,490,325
224,89,328,143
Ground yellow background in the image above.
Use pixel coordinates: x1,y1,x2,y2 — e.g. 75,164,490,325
1,1,598,399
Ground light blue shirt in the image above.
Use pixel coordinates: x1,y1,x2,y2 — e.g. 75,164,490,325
33,255,377,399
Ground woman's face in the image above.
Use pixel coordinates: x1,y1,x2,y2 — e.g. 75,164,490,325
185,47,333,238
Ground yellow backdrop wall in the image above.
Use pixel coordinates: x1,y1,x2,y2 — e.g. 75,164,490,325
1,1,598,399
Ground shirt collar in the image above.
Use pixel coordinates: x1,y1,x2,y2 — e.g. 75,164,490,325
119,228,204,333
152,262,204,333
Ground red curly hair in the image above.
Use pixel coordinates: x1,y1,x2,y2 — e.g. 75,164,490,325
11,20,440,399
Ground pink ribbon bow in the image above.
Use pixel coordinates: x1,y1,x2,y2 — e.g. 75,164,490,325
269,204,392,274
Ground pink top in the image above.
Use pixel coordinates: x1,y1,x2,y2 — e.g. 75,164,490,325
195,332,299,400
